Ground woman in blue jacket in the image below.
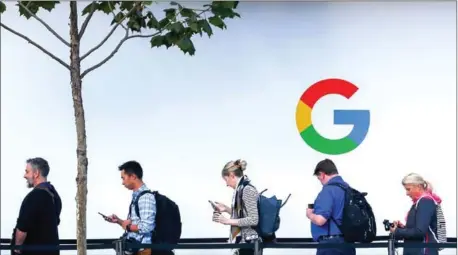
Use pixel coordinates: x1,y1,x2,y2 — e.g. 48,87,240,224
390,173,444,255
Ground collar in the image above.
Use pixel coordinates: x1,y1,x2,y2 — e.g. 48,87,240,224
324,175,343,186
35,181,52,189
132,183,149,198
235,177,243,188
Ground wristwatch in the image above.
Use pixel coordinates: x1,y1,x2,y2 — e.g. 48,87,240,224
126,223,132,232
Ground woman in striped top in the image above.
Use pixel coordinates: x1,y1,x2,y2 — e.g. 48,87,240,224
212,159,262,255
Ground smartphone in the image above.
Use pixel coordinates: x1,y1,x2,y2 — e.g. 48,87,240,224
98,212,110,221
308,203,314,209
208,200,218,211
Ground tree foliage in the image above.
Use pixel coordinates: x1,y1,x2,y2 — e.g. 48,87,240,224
0,2,240,255
0,1,240,77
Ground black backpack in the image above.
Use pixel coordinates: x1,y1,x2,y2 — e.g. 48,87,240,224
327,183,376,243
131,190,182,245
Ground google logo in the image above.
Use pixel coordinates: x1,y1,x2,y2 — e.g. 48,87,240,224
295,78,370,155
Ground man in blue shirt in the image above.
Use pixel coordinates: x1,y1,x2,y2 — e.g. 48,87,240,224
306,159,355,255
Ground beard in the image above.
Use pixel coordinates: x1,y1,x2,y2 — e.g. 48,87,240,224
26,178,34,188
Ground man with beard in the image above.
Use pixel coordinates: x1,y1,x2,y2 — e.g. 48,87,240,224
12,158,62,255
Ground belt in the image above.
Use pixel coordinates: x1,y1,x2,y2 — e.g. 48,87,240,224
318,235,344,241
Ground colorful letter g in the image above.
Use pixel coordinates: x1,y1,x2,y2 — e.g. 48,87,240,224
295,78,370,155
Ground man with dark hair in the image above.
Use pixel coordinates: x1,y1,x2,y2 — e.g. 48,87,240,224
105,161,157,255
13,157,62,255
306,159,355,255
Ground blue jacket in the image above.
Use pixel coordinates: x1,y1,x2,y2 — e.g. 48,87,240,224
395,197,439,255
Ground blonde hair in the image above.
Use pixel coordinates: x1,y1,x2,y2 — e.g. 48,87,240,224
221,159,247,177
402,173,433,191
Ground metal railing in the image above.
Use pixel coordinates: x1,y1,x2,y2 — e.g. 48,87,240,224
1,236,457,254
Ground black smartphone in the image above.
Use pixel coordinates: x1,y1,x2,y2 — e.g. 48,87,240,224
308,203,314,209
98,212,110,221
208,200,218,211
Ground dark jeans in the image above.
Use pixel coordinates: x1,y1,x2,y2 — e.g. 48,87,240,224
316,237,355,255
239,247,262,255
237,238,263,255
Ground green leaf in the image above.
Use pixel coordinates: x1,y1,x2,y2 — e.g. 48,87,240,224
120,1,134,11
158,17,169,29
170,1,179,5
127,19,141,32
146,13,159,29
82,2,99,15
0,2,6,13
150,35,165,48
163,8,176,20
36,1,59,12
176,37,195,55
164,31,181,46
199,19,212,37
170,22,185,33
98,1,114,14
189,22,199,32
111,12,125,25
208,16,225,29
179,7,195,18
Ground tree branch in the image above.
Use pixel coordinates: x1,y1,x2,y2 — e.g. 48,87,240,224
0,23,70,70
80,7,211,79
80,32,157,78
78,2,97,40
80,4,140,61
19,2,71,47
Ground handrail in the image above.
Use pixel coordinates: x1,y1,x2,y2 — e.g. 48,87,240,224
1,236,457,244
0,240,456,251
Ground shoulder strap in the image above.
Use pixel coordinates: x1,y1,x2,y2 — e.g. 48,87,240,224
415,195,438,209
326,182,347,191
129,190,154,219
34,186,55,204
322,183,346,235
238,181,252,217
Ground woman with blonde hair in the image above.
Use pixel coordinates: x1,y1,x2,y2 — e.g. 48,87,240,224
212,159,261,255
389,173,447,255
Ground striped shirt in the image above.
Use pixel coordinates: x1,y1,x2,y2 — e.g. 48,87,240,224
126,184,156,244
230,176,259,243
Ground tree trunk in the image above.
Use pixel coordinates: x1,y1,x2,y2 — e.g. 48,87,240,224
69,2,88,255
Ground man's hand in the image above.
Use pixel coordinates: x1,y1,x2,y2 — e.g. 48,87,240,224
106,214,120,224
306,208,314,219
121,219,132,230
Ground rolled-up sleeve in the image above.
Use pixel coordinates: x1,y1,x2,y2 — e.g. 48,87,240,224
314,187,333,220
137,193,156,234
238,186,259,227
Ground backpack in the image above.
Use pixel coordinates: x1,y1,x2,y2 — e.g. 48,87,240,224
131,190,182,245
415,196,447,250
327,183,377,243
240,181,291,241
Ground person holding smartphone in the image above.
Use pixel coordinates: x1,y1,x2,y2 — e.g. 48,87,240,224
212,159,262,255
103,161,158,255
